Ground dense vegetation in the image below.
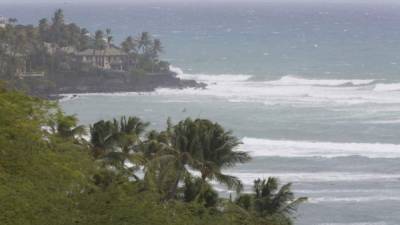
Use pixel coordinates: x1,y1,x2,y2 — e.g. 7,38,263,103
0,9,170,94
0,86,306,225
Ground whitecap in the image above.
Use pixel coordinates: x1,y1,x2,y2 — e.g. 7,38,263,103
228,172,400,184
241,137,400,158
374,83,400,92
170,66,252,83
318,222,387,225
310,196,400,203
265,75,375,86
168,66,400,106
364,119,400,124
62,66,400,107
296,189,400,194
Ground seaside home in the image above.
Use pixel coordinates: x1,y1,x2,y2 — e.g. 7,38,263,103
0,16,8,28
75,47,128,71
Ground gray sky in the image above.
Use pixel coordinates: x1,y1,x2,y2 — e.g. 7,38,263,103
0,0,398,3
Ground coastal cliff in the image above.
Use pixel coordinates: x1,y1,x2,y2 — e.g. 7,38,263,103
21,70,205,99
0,9,205,99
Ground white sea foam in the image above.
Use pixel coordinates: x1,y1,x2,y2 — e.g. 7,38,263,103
228,172,400,184
240,137,400,158
374,83,400,92
296,189,400,194
166,66,400,106
60,66,400,107
365,119,400,124
318,222,387,225
59,92,150,101
310,196,400,203
266,75,375,86
170,66,252,83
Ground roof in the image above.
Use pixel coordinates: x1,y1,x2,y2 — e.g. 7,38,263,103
76,47,127,56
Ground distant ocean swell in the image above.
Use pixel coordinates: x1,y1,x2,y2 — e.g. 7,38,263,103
164,66,400,106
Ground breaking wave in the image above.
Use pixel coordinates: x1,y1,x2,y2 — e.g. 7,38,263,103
310,196,400,203
317,222,387,225
240,137,400,158
374,83,400,92
228,172,400,184
170,66,253,83
60,66,400,106
266,75,375,86
164,66,400,106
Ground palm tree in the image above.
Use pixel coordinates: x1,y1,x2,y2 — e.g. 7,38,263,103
137,32,152,54
38,18,49,40
49,111,86,141
116,116,149,154
89,117,149,180
236,177,307,218
139,119,194,200
191,119,251,192
89,120,119,159
151,39,163,58
106,28,112,46
121,36,137,54
161,118,249,199
52,9,64,27
94,30,106,50
121,36,138,69
50,9,65,45
150,38,163,72
143,146,183,197
182,175,219,207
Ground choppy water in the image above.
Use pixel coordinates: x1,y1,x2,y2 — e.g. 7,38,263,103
3,2,400,225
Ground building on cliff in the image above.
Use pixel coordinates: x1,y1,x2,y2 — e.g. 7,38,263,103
0,16,8,28
75,47,128,71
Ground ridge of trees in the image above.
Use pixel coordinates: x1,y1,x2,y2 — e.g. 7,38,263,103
0,9,169,82
0,86,307,225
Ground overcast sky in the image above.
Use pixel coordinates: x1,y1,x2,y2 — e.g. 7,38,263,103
0,0,398,4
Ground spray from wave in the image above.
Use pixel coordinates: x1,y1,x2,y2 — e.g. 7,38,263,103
170,66,253,83
265,75,375,86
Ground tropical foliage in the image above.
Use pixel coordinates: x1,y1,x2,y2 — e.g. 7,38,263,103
0,9,170,90
0,86,306,225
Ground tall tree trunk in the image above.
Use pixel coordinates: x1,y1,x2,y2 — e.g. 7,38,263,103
164,166,183,201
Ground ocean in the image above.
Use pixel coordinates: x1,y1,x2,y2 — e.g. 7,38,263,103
2,1,400,224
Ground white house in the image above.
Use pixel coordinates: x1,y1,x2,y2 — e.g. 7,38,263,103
0,16,8,28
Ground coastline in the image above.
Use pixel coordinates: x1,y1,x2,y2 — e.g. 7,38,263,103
25,70,206,100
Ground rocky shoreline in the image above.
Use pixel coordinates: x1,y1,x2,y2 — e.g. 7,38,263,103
23,70,205,100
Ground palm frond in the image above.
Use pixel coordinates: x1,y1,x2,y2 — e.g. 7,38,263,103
214,172,243,193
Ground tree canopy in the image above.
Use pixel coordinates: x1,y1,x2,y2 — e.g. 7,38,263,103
0,86,306,225
0,8,171,94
